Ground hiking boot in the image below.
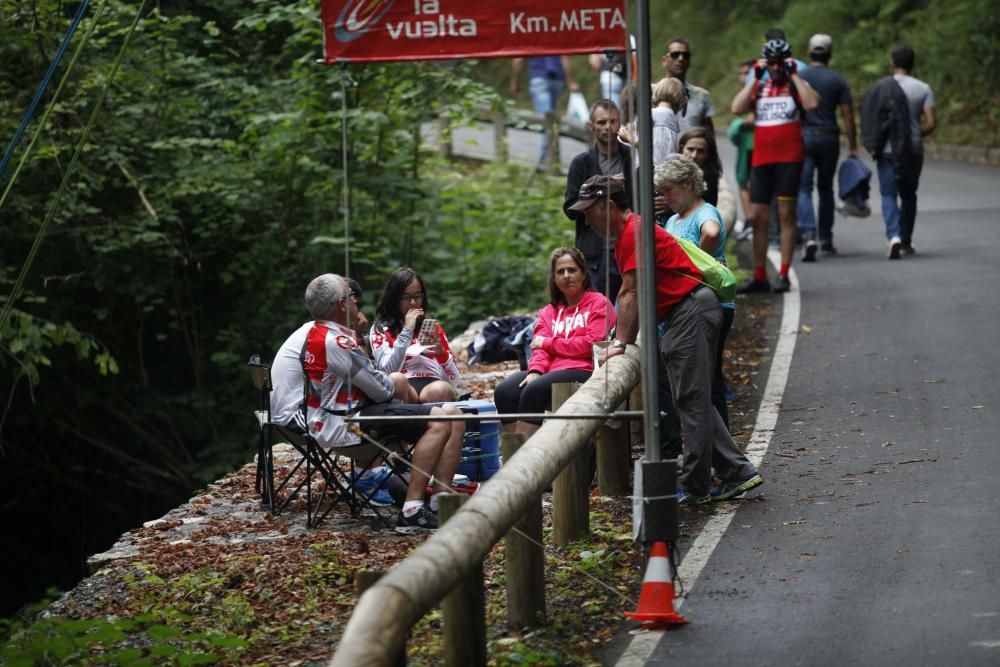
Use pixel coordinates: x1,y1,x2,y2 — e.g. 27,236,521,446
395,505,439,534
351,466,395,507
887,236,902,260
773,274,791,293
801,238,818,262
676,487,711,506
820,240,838,255
709,472,763,501
737,277,771,294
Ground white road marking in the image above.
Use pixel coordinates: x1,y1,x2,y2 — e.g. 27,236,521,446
614,250,800,666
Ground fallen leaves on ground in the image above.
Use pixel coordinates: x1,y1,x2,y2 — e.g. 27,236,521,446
40,299,774,665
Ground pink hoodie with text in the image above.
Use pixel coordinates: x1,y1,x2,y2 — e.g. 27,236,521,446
528,289,616,375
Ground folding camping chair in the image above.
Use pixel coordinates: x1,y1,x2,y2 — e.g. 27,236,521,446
248,354,407,528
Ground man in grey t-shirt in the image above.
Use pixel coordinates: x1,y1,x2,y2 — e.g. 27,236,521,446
877,45,936,258
661,37,715,133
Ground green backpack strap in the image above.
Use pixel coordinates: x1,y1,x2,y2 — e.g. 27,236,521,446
671,237,736,303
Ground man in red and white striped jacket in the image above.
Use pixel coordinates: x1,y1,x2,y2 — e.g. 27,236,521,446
270,274,464,533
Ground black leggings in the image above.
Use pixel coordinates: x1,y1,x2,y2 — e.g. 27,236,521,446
493,369,593,425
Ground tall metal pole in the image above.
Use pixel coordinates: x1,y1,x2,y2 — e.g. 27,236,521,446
633,0,660,462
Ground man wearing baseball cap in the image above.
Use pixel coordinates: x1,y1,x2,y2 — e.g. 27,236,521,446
579,174,762,504
797,34,858,260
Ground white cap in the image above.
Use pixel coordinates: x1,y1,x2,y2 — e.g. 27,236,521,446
808,33,833,56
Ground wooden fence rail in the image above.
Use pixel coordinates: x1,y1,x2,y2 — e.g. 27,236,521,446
328,347,640,666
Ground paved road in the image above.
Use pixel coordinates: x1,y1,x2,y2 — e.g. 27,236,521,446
422,119,588,172
441,116,1000,663
607,152,1000,665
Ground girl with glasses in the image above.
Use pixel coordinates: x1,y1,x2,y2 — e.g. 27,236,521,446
371,267,461,403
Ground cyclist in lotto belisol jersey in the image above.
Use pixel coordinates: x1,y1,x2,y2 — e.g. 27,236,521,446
730,39,819,294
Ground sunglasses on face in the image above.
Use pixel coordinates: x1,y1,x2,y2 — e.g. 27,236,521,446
667,51,691,59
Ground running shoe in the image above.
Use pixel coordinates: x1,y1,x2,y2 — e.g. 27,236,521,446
737,278,771,294
887,236,902,259
676,487,711,505
773,274,791,293
350,466,395,507
708,472,763,501
395,505,439,534
801,238,818,262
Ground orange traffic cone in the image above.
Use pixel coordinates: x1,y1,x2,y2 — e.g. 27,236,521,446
625,541,689,626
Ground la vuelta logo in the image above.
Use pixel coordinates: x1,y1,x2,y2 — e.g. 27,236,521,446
334,0,397,42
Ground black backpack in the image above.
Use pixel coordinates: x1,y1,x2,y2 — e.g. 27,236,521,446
466,316,536,369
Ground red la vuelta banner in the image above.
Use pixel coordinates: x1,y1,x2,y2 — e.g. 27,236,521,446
321,0,629,63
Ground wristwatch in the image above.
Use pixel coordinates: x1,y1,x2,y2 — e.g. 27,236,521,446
611,339,627,350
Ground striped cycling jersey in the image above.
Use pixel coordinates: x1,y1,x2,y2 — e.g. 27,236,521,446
302,320,394,447
369,323,461,386
751,78,804,166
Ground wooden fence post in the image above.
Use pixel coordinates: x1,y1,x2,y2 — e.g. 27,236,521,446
629,385,643,446
551,383,589,547
492,110,508,163
595,420,631,496
544,110,560,174
501,432,545,629
438,116,453,159
355,570,405,667
439,494,486,667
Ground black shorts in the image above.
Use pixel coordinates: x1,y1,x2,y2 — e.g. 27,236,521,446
750,162,801,204
408,376,456,397
358,402,435,444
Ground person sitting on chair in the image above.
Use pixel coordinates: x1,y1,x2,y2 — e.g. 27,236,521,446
370,267,461,403
270,273,464,533
493,247,615,437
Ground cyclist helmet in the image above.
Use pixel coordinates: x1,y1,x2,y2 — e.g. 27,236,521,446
761,39,792,60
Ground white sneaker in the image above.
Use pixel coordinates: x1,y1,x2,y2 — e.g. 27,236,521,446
734,219,753,241
887,236,902,260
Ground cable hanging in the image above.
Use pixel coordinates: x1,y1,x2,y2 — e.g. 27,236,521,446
0,0,147,334
0,0,93,184
0,0,108,214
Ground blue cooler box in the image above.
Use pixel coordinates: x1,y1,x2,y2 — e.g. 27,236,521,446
453,399,501,482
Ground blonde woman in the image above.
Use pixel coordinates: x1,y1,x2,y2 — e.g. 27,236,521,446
617,77,685,166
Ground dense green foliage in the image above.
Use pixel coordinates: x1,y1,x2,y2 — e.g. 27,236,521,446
1,589,247,666
498,0,1000,146
0,0,568,613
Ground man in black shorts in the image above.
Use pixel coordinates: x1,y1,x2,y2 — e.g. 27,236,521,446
270,273,464,533
731,39,819,293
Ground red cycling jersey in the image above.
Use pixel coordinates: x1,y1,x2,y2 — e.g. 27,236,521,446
751,78,804,166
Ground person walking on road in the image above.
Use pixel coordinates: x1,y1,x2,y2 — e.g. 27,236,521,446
797,34,859,260
511,56,579,159
564,100,632,301
731,39,820,293
661,37,715,133
866,45,936,259
576,174,762,504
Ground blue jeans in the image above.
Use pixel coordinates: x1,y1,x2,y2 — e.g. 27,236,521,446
529,76,563,115
598,71,624,103
529,77,564,157
877,154,924,244
797,133,840,241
